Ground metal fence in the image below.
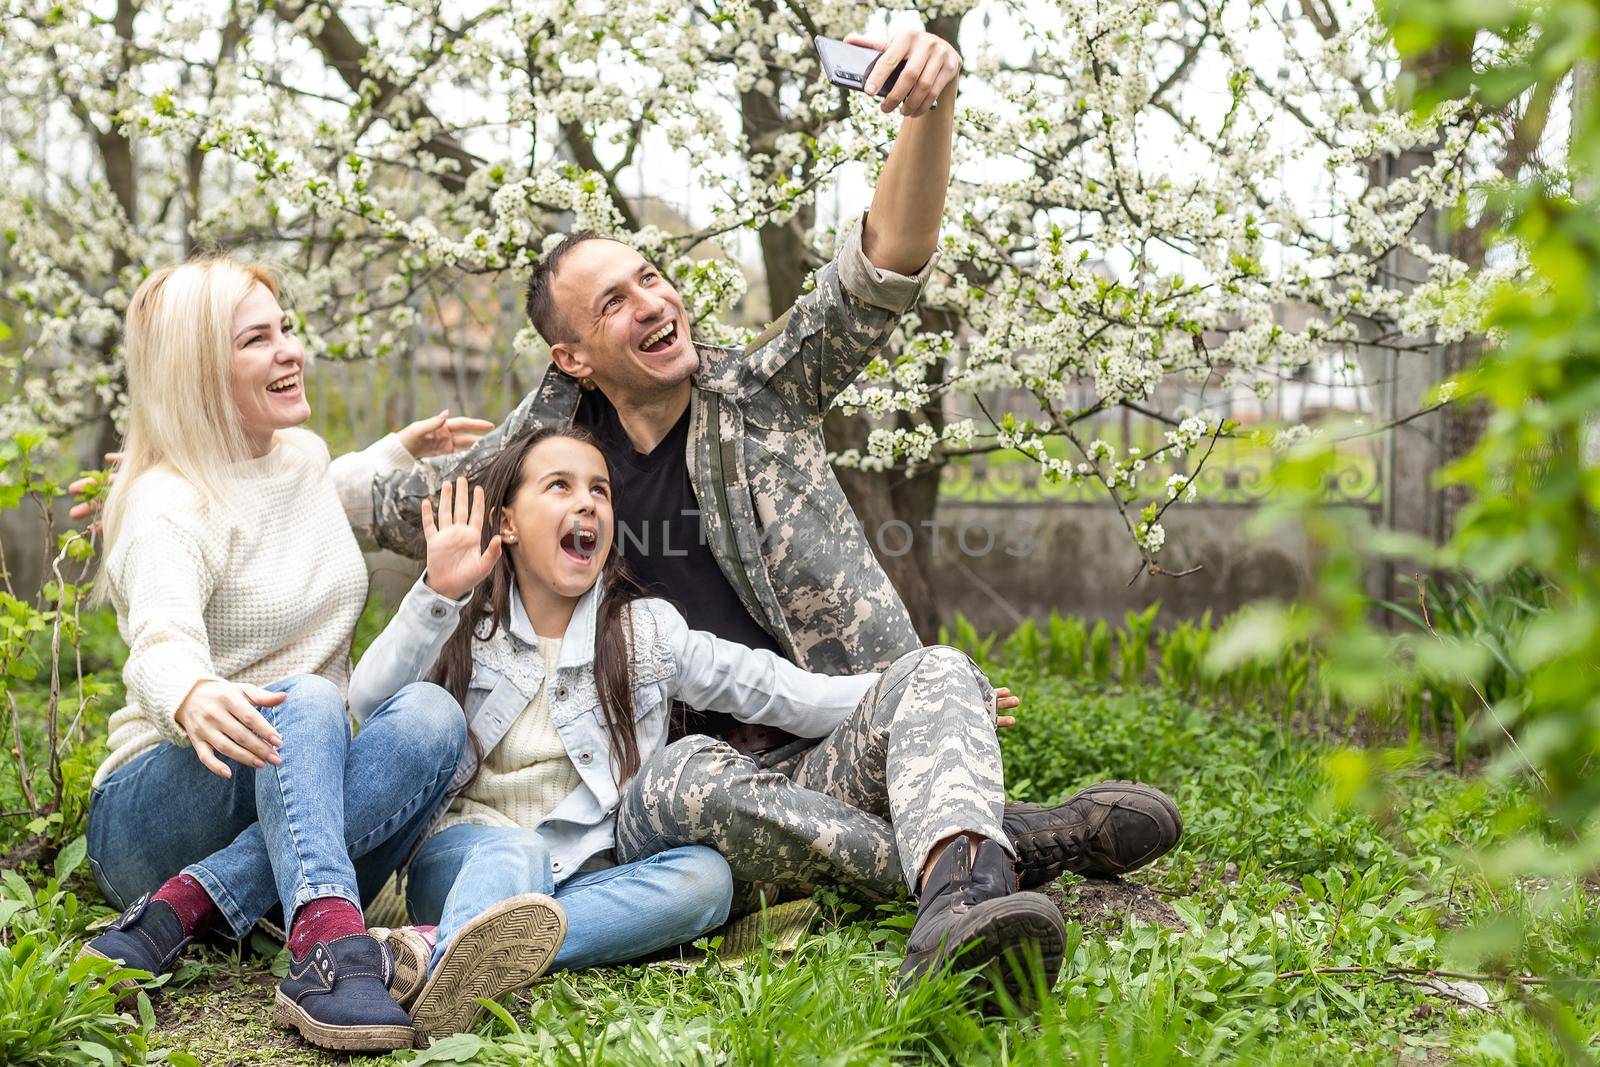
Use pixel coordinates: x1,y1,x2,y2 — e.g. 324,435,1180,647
938,346,1395,513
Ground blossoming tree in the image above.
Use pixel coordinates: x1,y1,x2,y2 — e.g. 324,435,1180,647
1,0,1502,628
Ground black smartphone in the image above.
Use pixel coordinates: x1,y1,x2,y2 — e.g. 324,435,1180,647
813,34,910,103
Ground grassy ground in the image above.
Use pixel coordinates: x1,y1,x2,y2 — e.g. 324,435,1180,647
83,671,1591,1065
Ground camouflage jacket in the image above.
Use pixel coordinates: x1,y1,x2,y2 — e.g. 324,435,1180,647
371,215,932,676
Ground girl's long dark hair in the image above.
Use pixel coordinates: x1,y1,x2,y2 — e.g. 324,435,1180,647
430,426,646,784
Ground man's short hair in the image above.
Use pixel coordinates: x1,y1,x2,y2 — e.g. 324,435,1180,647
524,230,604,345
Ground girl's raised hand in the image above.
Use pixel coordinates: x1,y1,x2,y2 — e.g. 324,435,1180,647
421,477,502,601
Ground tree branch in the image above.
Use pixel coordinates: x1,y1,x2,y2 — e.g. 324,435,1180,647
560,122,641,232
274,0,486,195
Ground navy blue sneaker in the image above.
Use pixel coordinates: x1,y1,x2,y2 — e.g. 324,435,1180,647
78,895,191,998
272,934,413,1052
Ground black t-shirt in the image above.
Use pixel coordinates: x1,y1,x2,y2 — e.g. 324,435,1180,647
575,389,794,749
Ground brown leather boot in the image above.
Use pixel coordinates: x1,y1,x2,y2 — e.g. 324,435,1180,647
1004,780,1183,888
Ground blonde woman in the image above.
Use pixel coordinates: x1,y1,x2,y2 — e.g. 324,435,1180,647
78,258,487,1053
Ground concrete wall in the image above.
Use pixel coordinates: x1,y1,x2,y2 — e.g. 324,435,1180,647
927,502,1316,631
1,499,75,601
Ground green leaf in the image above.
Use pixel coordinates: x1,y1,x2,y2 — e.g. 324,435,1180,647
409,1033,491,1063
54,834,87,882
72,1041,115,1067
1472,1031,1518,1065
1206,603,1294,671
478,995,521,1033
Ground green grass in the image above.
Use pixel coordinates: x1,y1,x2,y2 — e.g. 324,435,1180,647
2,613,1596,1064
149,682,1600,1061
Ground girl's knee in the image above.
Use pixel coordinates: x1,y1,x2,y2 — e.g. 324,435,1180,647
387,682,467,760
667,846,734,929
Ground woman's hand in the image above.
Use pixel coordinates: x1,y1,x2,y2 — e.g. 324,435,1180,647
67,452,122,526
422,476,502,601
174,680,287,779
397,410,495,459
994,686,1020,729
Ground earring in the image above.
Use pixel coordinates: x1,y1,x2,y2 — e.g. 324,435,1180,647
579,376,596,392
503,534,517,544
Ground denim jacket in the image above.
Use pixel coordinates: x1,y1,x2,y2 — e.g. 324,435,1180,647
346,575,877,883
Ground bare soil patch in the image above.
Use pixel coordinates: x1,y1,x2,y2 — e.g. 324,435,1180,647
1043,875,1187,932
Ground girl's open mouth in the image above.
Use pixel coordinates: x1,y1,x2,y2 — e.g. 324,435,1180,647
560,528,599,563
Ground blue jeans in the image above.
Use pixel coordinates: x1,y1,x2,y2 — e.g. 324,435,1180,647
406,824,733,974
87,676,466,940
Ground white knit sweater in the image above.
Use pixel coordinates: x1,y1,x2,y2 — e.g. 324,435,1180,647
94,429,417,785
436,634,584,834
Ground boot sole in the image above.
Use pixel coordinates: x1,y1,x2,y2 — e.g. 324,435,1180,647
271,989,414,1052
409,893,566,1047
369,926,430,1009
901,895,1067,1011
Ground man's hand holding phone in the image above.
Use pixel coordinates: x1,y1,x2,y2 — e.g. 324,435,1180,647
817,29,960,118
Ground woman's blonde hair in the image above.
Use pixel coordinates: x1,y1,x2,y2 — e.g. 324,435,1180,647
96,256,283,577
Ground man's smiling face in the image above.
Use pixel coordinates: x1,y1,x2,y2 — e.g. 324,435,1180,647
548,239,697,400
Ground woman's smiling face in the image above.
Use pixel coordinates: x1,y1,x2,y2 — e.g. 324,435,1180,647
230,282,308,454
498,435,616,602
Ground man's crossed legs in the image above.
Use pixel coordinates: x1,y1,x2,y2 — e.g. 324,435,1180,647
616,645,1182,1000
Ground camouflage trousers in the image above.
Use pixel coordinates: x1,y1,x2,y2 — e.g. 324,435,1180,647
614,645,1010,901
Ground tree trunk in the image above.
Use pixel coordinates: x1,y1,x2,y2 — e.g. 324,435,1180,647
79,0,139,472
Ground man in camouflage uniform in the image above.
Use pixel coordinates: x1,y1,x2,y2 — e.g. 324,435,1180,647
372,26,1180,998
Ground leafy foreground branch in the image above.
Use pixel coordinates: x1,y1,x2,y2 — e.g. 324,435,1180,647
0,433,111,871
1198,0,1600,1055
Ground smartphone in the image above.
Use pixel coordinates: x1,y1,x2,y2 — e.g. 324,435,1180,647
814,34,916,105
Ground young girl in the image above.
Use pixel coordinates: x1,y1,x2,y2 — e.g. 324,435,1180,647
346,426,886,1042
80,257,492,1053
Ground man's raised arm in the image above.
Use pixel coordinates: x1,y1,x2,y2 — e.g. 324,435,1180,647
853,29,959,276
748,27,959,417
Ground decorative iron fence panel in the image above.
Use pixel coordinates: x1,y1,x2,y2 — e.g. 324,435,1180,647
938,345,1393,513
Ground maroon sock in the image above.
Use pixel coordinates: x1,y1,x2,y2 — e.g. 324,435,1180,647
151,873,220,939
287,897,366,959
